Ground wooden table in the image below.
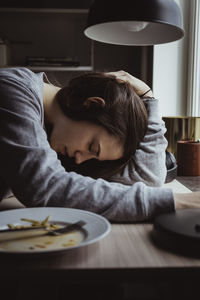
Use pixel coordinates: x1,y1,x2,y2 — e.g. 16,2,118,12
0,178,200,300
176,176,200,192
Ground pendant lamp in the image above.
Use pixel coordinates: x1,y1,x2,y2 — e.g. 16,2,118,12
84,0,184,45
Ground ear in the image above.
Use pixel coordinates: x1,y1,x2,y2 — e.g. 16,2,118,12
84,97,105,108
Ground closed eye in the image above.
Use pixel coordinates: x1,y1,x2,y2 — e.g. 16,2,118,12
89,140,100,157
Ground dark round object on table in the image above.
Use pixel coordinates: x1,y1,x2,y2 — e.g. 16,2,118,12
152,209,200,257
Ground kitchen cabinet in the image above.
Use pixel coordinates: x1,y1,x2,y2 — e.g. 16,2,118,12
0,8,93,73
0,5,153,86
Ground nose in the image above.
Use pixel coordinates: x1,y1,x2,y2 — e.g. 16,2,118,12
75,151,93,164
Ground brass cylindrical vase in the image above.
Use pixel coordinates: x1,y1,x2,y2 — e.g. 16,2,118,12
163,117,200,158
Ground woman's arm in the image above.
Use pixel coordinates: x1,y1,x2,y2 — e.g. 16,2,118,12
107,71,167,187
0,108,173,222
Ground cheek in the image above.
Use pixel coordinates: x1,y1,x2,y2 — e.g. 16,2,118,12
49,127,67,148
109,144,124,160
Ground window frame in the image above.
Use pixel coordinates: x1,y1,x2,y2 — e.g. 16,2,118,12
187,0,200,117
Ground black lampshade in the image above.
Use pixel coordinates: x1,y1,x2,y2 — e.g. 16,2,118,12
84,0,184,45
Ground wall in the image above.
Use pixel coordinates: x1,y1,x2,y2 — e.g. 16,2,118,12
152,0,190,117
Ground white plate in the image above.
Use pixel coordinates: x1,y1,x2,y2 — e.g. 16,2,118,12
0,207,111,255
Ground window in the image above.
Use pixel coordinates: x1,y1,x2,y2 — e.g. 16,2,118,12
187,0,200,116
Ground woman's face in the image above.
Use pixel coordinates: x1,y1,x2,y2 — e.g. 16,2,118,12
50,116,123,164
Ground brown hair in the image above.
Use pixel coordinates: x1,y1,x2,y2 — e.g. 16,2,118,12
56,72,148,182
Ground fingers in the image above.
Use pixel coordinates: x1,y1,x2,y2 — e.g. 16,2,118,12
105,70,153,98
106,70,130,80
174,192,200,210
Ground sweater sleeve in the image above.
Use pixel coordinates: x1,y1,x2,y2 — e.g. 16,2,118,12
0,69,174,222
110,98,168,187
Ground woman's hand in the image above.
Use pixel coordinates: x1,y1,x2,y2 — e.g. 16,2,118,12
174,192,200,209
106,70,154,98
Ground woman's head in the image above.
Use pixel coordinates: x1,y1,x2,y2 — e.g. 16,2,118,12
54,72,148,180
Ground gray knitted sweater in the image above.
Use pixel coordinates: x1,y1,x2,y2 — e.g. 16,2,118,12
0,68,174,222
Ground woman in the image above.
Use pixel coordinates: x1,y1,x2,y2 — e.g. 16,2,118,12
0,68,199,222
